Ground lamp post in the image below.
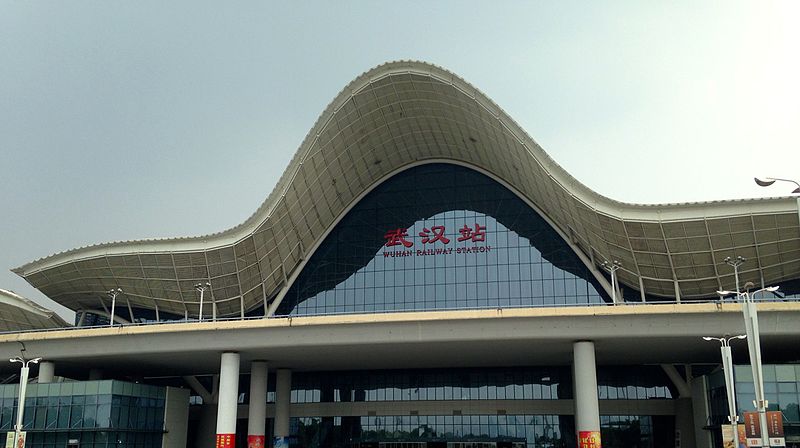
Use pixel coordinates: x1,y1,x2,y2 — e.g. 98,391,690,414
717,283,779,448
600,260,622,304
107,288,122,328
9,355,41,446
754,177,800,193
754,177,800,226
195,282,211,322
724,256,746,293
703,334,747,447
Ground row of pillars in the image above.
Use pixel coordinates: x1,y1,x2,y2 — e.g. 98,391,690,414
214,341,601,447
216,353,293,446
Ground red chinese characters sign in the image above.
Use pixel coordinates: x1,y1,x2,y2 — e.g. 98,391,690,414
458,224,486,242
383,223,491,250
419,225,450,244
216,433,235,448
578,431,601,448
383,224,491,259
247,435,265,448
384,223,487,248
384,228,413,248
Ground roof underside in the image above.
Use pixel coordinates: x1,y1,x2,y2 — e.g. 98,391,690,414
0,289,69,331
13,61,800,317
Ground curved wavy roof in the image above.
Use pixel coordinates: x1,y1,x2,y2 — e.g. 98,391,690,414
0,289,70,331
13,61,800,317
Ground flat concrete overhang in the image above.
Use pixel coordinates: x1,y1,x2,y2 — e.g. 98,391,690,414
1,303,798,378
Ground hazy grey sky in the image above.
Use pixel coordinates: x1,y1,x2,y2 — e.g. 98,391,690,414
2,1,798,319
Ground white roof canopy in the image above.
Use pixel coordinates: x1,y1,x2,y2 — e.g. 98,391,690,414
14,61,800,317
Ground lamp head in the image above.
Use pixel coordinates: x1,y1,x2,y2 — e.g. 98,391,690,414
734,335,747,340
716,290,736,296
702,337,714,341
764,286,780,292
30,357,41,364
754,177,776,187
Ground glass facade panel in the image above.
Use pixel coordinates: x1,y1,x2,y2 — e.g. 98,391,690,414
279,164,608,316
291,414,568,448
597,366,675,400
707,364,800,448
0,380,165,448
288,368,571,404
270,367,674,405
289,414,658,448
600,415,654,448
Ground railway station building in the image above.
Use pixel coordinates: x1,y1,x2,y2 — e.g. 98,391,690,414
1,61,799,448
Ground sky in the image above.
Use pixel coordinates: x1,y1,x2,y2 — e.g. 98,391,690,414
1,1,799,320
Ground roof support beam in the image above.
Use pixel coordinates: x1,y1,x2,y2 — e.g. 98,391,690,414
183,375,213,404
661,364,691,398
639,277,646,302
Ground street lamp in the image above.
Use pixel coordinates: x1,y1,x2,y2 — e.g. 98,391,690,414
600,260,622,304
703,334,747,447
754,177,800,193
754,177,800,226
9,355,41,446
724,256,746,293
107,288,122,328
195,282,211,322
717,282,780,448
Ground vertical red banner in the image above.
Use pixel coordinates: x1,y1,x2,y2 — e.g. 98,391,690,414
216,433,235,448
247,435,265,448
578,431,602,448
766,411,785,447
743,412,762,447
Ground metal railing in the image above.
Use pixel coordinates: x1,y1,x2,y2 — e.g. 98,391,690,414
1,295,797,337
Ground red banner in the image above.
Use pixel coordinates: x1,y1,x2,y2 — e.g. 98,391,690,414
247,435,265,448
216,433,235,448
578,431,601,448
767,411,785,447
743,412,763,447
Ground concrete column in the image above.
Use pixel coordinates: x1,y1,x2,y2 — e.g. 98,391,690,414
215,352,240,448
273,369,292,441
247,361,268,447
162,387,190,448
692,376,713,448
675,397,696,448
573,341,601,445
38,361,55,383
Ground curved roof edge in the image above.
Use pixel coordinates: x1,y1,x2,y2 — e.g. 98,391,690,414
13,60,798,278
0,288,70,329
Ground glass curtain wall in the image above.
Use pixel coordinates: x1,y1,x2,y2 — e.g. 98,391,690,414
278,164,608,316
706,364,800,448
289,414,658,448
0,380,165,448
